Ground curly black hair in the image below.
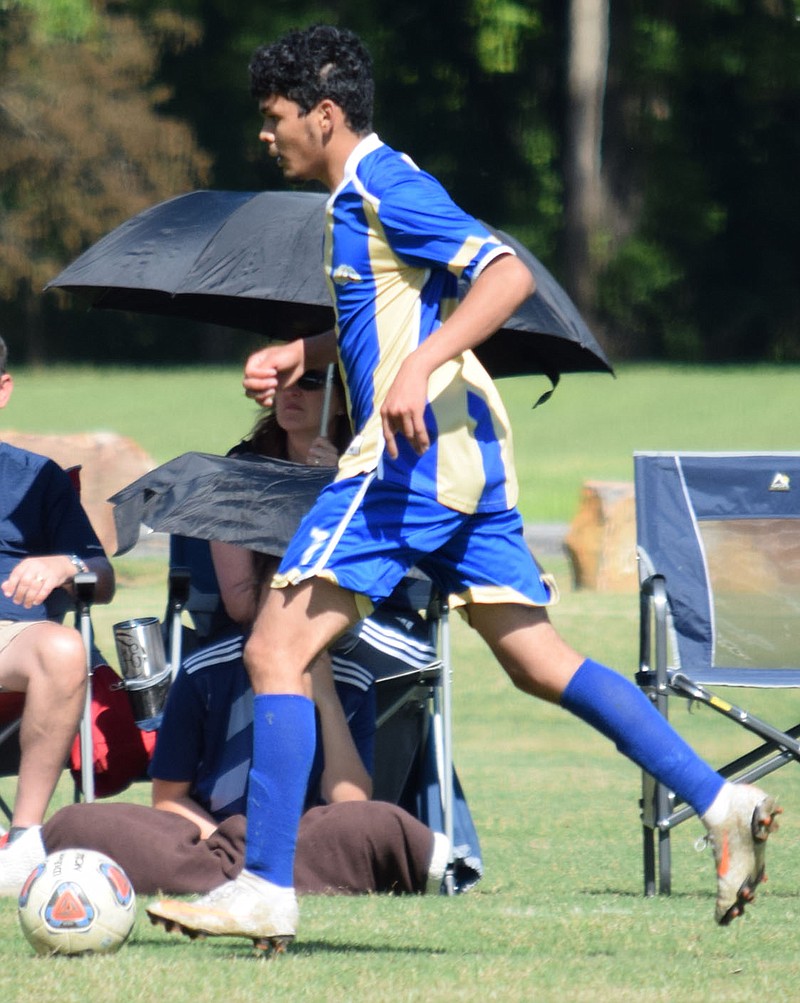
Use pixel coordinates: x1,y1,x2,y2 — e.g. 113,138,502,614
249,24,374,135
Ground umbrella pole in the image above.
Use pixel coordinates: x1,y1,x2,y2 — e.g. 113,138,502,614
319,364,336,437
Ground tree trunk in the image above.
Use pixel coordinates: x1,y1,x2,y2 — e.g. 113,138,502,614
563,0,610,313
21,278,46,366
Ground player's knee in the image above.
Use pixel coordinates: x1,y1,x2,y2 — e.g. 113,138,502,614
243,630,282,678
243,629,308,690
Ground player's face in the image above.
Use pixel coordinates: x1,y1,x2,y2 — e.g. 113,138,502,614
258,95,324,182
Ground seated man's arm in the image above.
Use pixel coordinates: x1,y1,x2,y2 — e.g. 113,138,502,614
1,553,114,610
80,555,115,604
310,653,373,804
151,777,219,840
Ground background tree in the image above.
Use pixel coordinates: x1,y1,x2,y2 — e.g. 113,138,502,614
598,0,800,359
563,0,610,318
1,0,798,364
0,0,211,362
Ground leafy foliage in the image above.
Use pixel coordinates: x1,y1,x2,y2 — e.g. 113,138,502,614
0,0,798,363
0,1,211,359
600,0,800,359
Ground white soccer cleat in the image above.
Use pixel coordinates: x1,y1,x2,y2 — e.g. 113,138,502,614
147,869,298,954
703,784,781,925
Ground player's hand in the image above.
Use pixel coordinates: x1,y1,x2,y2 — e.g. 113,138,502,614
380,359,431,458
243,342,305,407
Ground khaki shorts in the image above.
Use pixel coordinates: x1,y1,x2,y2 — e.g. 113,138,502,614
0,620,41,688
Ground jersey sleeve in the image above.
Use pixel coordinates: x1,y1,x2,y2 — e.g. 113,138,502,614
148,668,205,783
377,170,513,283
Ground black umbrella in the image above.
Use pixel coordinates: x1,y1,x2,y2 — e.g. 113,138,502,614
48,189,333,341
109,451,334,557
48,189,612,382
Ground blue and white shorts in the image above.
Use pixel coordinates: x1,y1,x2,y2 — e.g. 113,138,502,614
273,473,559,618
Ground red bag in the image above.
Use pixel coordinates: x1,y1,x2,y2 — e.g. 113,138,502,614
70,664,157,798
0,692,26,723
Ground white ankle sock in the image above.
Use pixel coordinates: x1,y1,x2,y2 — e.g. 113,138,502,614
701,783,735,828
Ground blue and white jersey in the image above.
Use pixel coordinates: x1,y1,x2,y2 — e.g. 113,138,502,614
324,135,520,515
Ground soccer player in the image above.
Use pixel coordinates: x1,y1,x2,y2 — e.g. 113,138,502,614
147,24,780,950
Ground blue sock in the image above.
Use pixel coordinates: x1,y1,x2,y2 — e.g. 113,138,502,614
245,693,316,887
561,659,724,816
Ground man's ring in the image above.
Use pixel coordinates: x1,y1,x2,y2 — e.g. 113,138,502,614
34,575,45,582
313,458,320,465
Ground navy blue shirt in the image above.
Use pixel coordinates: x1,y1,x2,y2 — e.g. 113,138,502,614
0,443,104,621
149,630,376,821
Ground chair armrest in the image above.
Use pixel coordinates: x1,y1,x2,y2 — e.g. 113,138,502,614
636,574,669,701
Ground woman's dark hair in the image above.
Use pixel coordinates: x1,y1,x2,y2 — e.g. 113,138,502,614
249,24,374,135
232,375,351,461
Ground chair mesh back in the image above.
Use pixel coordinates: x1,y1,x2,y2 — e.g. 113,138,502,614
635,452,800,675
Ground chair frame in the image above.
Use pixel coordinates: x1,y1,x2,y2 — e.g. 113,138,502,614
635,450,800,896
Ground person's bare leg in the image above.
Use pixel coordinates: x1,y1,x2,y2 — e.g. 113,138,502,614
468,601,780,924
147,577,362,949
244,577,360,693
0,622,87,827
466,602,582,702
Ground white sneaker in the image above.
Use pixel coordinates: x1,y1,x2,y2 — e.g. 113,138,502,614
426,832,451,894
0,826,46,897
703,784,781,925
147,869,298,953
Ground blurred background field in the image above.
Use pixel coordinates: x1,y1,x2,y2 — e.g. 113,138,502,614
6,361,799,523
1,362,799,1000
2,553,800,1001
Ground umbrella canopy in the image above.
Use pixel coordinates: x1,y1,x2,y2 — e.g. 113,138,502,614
49,190,333,340
109,451,334,557
472,225,612,380
48,188,612,381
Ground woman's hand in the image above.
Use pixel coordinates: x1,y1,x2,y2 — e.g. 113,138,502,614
306,436,339,468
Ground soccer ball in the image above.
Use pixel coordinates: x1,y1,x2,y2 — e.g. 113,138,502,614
18,849,136,956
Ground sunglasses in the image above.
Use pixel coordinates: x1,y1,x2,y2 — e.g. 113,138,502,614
295,370,329,391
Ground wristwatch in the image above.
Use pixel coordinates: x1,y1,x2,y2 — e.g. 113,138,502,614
68,554,90,575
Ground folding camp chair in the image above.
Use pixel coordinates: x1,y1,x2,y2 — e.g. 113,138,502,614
371,577,483,894
0,463,101,822
634,451,800,896
109,459,483,890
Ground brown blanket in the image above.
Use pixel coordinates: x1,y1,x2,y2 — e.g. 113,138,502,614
43,800,434,896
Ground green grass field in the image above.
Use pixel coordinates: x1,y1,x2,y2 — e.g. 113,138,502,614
6,362,799,522
1,364,799,1000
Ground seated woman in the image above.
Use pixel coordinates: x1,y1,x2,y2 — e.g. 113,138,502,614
8,621,446,897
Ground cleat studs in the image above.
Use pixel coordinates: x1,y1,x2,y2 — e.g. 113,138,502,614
253,935,292,956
